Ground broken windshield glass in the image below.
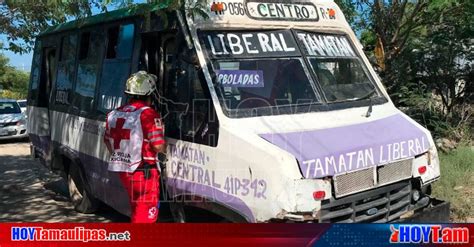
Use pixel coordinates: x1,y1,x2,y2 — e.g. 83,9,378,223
295,30,379,102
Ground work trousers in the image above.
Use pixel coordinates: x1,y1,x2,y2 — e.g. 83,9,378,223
119,167,160,223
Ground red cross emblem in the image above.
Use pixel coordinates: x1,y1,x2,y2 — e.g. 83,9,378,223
110,118,131,150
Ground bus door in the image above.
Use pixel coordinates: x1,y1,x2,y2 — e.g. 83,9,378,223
43,47,57,162
138,31,179,220
30,45,57,164
41,47,57,109
160,34,218,146
160,34,192,140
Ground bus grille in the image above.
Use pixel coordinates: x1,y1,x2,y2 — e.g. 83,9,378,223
319,180,412,223
378,159,412,185
333,167,374,197
334,159,413,197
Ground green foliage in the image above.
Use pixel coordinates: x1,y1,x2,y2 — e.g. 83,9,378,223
349,0,473,141
360,30,376,48
398,0,472,141
0,53,29,99
0,89,27,100
416,0,473,108
397,83,449,139
334,0,358,27
0,0,103,54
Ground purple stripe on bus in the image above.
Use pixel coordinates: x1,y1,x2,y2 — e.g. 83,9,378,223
166,178,255,223
260,114,429,179
29,134,255,222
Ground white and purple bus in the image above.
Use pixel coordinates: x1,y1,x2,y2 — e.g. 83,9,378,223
28,0,449,222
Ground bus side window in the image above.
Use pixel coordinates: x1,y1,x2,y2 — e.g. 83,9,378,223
28,41,42,105
180,65,218,146
39,48,57,107
97,23,135,113
138,32,160,77
162,40,218,146
105,24,134,59
28,40,57,108
54,34,77,107
73,30,104,113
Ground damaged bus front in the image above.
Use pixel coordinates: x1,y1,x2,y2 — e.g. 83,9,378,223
164,0,450,222
27,0,449,223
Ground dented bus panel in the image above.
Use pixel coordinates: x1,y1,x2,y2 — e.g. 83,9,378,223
27,0,449,223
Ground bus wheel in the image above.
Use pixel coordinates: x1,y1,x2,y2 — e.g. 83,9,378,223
67,163,100,213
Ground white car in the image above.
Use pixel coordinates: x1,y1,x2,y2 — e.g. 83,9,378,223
0,99,28,140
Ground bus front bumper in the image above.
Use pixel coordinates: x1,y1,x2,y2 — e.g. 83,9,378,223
275,197,450,223
274,179,451,223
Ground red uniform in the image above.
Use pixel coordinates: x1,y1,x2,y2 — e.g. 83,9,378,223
104,99,165,223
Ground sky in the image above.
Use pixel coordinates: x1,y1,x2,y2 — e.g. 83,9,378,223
0,39,32,72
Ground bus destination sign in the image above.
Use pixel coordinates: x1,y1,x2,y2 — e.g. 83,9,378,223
246,1,319,21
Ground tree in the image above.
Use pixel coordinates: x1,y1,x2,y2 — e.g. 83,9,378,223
334,0,359,28
0,0,104,54
336,0,472,139
0,53,30,99
413,0,473,126
351,1,437,93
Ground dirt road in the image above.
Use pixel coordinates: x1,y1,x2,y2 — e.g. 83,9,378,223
0,140,128,222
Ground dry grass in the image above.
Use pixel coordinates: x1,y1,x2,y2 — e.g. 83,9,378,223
432,145,474,222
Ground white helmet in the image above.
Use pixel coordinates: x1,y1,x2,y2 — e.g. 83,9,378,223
125,71,157,96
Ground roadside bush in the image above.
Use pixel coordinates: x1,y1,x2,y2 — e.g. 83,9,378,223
0,89,27,100
396,78,472,151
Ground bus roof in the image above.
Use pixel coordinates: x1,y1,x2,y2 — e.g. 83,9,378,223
39,3,167,37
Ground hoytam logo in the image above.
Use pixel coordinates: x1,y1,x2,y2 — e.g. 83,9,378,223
390,225,469,244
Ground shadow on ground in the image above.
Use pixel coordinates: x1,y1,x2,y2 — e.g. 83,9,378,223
0,148,128,222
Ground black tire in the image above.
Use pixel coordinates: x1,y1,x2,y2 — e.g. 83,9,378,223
67,163,100,213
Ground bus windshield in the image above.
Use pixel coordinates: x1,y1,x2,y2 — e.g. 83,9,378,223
200,30,320,111
199,29,380,115
212,58,319,109
296,30,377,102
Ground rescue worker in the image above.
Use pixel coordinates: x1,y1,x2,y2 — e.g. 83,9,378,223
104,71,165,223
